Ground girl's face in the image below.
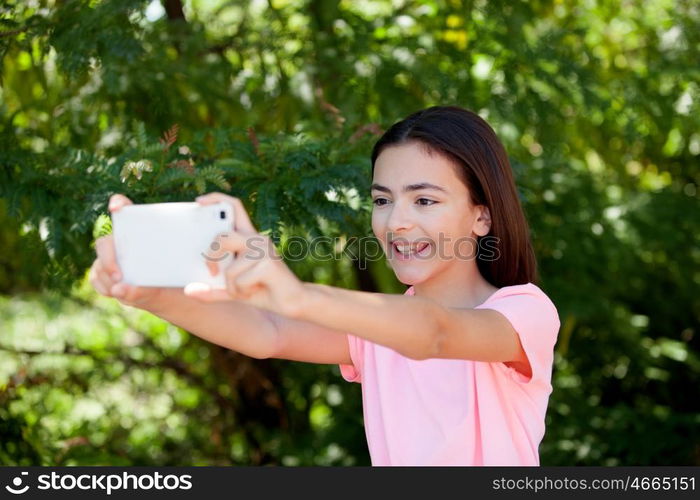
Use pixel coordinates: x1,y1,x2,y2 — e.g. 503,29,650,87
371,141,491,286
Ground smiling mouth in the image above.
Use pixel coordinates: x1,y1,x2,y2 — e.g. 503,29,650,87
391,241,431,259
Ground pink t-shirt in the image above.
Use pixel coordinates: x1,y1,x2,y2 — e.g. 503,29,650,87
339,282,560,466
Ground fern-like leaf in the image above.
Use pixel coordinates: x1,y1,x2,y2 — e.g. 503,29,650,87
159,123,179,151
198,165,231,191
194,177,206,194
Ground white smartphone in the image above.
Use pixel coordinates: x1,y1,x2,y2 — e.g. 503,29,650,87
111,201,234,288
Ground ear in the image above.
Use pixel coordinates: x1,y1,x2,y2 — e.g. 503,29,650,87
473,205,492,237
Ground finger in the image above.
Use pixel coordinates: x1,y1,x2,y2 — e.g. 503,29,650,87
234,259,271,292
202,231,252,278
110,282,128,300
89,259,115,295
89,262,112,297
108,194,133,212
202,231,244,270
235,273,269,309
195,193,257,234
203,244,224,276
216,231,273,261
206,259,219,277
211,231,251,257
95,235,121,279
94,263,117,296
187,249,260,302
224,253,260,297
92,281,110,297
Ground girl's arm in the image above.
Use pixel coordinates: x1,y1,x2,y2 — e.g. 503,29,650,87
294,283,528,371
146,288,352,363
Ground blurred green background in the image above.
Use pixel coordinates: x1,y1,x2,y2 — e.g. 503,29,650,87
1,0,698,465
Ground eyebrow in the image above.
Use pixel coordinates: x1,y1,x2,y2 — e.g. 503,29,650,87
370,182,448,194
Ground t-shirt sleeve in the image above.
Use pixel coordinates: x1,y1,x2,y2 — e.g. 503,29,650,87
338,333,364,383
475,285,560,385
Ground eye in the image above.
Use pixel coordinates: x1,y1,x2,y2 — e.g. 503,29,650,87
417,198,437,206
372,198,389,206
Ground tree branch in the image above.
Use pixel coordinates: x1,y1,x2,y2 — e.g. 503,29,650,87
0,27,29,38
162,0,186,21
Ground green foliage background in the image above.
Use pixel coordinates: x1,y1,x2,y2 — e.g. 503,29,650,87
1,0,698,465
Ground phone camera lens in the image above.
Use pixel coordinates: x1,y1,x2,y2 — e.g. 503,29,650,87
220,211,226,219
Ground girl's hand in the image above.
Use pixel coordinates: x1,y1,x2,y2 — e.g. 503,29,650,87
184,192,307,318
88,194,165,309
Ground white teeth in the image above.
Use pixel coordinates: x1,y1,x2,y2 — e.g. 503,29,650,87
394,242,428,255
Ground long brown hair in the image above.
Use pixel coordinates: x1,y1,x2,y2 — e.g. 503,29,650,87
371,106,539,287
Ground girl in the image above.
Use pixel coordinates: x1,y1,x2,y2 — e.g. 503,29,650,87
90,106,560,466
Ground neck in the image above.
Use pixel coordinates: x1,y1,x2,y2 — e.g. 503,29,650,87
411,261,498,309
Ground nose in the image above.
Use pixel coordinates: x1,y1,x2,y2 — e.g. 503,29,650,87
385,201,414,234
